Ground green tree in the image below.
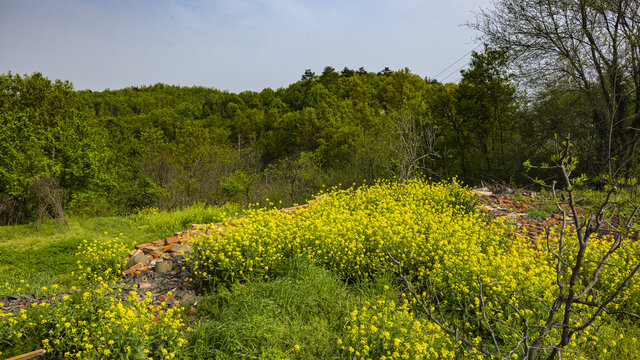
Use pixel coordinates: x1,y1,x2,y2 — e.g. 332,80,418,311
472,0,640,177
455,45,518,180
0,72,111,224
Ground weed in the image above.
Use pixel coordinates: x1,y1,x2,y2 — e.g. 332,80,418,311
526,203,561,219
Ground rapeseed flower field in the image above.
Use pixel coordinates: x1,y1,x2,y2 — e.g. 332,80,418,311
189,179,640,359
2,179,639,359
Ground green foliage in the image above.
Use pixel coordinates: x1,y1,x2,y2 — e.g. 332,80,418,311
221,171,255,203
1,61,524,222
3,54,631,222
526,203,562,219
186,258,360,359
0,73,113,224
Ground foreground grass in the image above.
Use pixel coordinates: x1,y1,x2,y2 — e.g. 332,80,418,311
187,258,399,360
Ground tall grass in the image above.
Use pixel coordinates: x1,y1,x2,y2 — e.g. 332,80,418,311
185,257,400,360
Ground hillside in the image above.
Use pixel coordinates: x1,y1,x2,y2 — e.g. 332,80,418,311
2,180,639,359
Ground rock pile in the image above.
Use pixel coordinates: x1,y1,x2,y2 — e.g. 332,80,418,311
474,187,584,242
122,235,187,277
116,196,328,307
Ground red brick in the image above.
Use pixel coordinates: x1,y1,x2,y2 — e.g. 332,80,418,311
162,244,176,251
165,236,180,245
152,239,166,246
157,295,174,302
124,263,143,275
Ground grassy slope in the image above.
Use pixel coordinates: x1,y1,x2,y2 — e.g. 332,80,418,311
187,259,399,360
0,203,243,295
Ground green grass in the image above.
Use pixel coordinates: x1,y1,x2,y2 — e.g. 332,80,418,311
0,203,243,296
526,203,562,219
185,257,400,360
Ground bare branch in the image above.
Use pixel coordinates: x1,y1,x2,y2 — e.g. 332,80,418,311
384,248,500,358
572,260,640,334
477,275,501,354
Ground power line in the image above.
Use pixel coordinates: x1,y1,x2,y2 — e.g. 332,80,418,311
432,43,483,80
440,62,470,83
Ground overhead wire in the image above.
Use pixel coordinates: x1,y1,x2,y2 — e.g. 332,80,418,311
440,62,470,82
432,43,482,82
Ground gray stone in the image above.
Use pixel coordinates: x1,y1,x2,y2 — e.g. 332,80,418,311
139,282,152,290
182,291,197,304
155,260,172,274
172,244,192,257
473,190,493,197
126,253,150,269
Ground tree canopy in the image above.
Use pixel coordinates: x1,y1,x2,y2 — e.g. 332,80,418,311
1,47,638,223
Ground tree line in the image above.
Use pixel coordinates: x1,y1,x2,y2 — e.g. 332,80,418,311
1,36,638,225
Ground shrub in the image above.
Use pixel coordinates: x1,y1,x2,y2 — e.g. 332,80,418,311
340,299,456,359
73,237,129,286
1,287,187,359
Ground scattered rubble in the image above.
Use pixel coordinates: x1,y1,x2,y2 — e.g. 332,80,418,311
474,187,586,242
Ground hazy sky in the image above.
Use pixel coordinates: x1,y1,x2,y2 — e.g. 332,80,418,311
0,0,491,92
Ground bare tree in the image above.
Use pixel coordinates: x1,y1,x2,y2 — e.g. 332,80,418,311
388,135,640,359
393,112,439,181
29,175,70,233
471,0,640,177
525,135,640,359
0,194,21,226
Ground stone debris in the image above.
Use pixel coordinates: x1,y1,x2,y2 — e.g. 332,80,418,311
475,190,591,242
126,252,150,269
155,260,172,274
473,187,493,197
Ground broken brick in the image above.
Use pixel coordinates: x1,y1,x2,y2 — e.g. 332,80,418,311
165,236,180,245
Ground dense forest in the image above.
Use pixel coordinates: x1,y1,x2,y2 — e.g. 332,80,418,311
1,43,639,225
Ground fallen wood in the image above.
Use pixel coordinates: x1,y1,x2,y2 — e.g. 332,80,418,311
5,349,45,360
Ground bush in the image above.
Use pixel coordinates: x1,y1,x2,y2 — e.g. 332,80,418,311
0,288,187,359
73,237,129,286
189,179,499,287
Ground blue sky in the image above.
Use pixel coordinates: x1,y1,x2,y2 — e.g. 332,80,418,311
0,0,491,92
